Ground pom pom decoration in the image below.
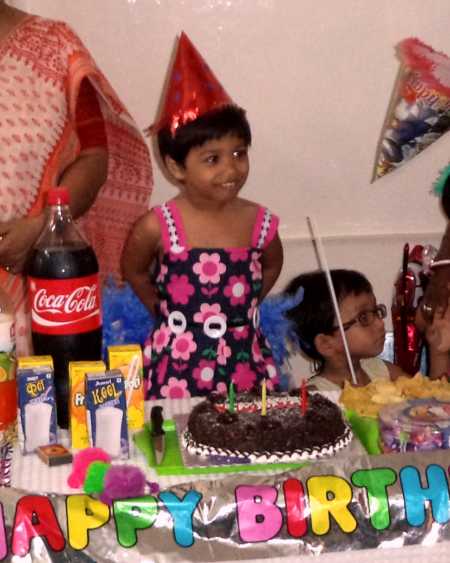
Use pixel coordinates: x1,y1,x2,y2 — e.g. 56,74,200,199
83,461,111,495
259,287,304,389
67,447,111,489
102,277,155,357
99,465,147,506
373,38,450,181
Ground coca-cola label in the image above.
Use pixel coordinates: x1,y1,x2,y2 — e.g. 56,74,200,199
28,274,102,335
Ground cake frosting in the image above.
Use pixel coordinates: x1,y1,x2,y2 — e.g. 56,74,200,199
183,390,352,463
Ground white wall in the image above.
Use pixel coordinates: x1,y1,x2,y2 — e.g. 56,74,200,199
12,0,449,377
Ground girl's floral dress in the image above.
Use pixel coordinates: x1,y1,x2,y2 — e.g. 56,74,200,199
144,201,280,399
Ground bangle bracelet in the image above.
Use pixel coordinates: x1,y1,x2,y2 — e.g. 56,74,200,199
430,259,450,268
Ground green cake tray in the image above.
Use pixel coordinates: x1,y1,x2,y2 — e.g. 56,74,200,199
133,418,305,476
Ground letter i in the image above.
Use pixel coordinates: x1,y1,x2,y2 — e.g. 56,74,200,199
283,479,307,537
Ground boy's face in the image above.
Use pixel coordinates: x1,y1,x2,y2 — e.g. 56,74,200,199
168,134,249,204
336,291,386,359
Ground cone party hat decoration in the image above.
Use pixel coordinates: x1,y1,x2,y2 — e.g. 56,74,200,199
373,38,450,181
151,32,233,136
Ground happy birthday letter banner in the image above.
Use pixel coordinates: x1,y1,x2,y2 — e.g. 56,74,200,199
2,449,450,561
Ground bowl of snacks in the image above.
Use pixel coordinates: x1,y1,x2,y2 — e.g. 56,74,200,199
339,374,450,455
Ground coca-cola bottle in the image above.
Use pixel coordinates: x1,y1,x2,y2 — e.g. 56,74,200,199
27,187,102,428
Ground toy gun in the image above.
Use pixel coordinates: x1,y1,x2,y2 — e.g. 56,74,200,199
391,244,427,374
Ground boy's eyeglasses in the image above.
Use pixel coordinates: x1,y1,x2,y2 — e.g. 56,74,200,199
333,304,387,332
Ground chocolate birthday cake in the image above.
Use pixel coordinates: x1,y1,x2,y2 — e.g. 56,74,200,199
183,390,352,463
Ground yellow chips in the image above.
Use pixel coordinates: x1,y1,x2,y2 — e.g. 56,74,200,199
340,373,450,418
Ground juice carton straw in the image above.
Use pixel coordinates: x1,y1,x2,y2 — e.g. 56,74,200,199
108,345,144,431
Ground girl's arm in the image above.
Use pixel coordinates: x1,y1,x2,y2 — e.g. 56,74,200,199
260,232,283,300
121,211,161,315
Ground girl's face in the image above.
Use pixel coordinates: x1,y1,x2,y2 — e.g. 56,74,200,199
173,134,249,205
337,291,386,359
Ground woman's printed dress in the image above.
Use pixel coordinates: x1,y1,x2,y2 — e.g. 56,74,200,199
0,15,152,353
144,201,280,399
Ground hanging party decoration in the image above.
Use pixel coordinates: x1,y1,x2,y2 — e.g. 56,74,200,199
373,38,450,181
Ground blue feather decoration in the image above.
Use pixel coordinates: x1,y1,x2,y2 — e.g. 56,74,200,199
101,278,154,358
259,287,304,389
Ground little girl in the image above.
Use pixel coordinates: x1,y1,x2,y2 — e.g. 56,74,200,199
122,33,283,399
285,269,450,391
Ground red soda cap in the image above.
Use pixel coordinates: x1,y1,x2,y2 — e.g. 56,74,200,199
47,187,70,206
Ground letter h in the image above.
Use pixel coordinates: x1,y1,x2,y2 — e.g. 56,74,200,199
399,464,449,527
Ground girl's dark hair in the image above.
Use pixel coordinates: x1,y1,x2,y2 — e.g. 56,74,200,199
157,105,251,165
442,175,450,219
285,269,373,371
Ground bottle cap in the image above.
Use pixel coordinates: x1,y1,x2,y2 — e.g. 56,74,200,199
47,187,70,206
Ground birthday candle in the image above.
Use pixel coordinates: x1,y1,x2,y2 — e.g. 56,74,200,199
261,379,267,416
301,380,308,416
228,381,236,413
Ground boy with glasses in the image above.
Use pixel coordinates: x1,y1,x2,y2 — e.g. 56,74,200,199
284,269,449,392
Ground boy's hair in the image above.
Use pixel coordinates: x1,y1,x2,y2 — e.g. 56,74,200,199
157,105,251,165
285,269,373,370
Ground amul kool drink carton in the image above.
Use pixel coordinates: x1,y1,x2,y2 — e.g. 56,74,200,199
85,369,129,459
17,363,57,454
108,344,144,431
69,361,106,449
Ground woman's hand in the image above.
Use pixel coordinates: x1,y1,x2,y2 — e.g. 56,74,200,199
425,292,450,354
0,214,45,273
421,221,450,322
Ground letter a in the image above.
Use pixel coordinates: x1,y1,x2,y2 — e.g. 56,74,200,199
12,495,65,557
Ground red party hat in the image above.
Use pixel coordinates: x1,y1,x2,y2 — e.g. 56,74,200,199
151,32,233,135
